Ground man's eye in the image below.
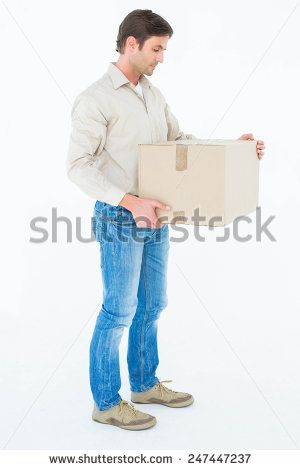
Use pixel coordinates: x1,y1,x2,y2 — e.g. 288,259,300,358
153,49,159,52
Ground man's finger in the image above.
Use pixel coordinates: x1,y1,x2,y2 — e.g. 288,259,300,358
241,133,254,140
152,199,171,210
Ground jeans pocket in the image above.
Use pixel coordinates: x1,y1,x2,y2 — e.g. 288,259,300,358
111,219,136,227
110,210,136,227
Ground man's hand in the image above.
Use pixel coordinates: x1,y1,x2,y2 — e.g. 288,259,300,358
119,194,171,228
238,133,265,160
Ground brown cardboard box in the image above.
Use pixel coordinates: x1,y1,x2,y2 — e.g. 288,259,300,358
138,139,260,226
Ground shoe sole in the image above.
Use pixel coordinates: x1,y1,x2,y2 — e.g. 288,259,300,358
92,416,157,431
131,397,194,408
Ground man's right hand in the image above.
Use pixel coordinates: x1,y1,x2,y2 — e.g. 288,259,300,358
119,194,171,228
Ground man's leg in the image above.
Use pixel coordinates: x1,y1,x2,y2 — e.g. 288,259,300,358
89,207,145,411
127,223,170,392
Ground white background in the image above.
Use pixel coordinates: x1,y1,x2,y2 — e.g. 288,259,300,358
1,0,300,451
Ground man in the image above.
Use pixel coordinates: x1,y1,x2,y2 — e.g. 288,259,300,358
66,9,265,431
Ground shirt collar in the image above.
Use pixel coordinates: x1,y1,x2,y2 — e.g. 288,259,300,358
107,62,151,90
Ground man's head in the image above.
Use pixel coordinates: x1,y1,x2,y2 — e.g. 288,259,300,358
116,9,173,76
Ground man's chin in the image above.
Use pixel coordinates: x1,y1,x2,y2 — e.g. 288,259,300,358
143,68,154,76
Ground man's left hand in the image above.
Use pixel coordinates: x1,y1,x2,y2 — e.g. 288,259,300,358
238,133,265,160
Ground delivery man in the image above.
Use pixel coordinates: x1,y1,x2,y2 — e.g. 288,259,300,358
66,9,265,431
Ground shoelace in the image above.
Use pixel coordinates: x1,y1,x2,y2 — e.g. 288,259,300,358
118,400,137,420
156,379,178,398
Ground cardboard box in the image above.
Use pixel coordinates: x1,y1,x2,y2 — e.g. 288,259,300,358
138,139,260,226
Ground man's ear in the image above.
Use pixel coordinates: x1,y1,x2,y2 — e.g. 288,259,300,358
126,36,138,52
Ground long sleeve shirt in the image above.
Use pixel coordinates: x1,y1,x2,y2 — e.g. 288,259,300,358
66,62,196,206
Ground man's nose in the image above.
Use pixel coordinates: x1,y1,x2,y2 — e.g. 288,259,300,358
157,52,164,63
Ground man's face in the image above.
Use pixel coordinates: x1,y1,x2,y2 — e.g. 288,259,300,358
128,35,169,75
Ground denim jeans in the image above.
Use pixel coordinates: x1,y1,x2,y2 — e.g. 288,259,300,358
90,200,170,411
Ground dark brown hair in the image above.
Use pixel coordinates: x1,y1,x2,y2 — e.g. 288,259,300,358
116,9,173,54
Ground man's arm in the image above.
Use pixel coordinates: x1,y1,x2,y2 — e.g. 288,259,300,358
67,92,170,227
165,101,266,160
66,94,127,206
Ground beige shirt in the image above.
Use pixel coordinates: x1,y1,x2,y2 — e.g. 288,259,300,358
66,62,196,206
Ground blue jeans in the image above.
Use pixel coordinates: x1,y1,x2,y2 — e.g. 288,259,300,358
90,200,170,411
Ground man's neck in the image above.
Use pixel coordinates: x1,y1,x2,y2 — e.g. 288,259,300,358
115,58,141,86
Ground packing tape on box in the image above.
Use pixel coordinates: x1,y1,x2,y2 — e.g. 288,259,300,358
176,145,188,171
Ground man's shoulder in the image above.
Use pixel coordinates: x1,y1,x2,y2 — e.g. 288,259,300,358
73,71,113,105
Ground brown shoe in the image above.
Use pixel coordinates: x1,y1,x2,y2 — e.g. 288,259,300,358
92,399,157,431
131,380,194,408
